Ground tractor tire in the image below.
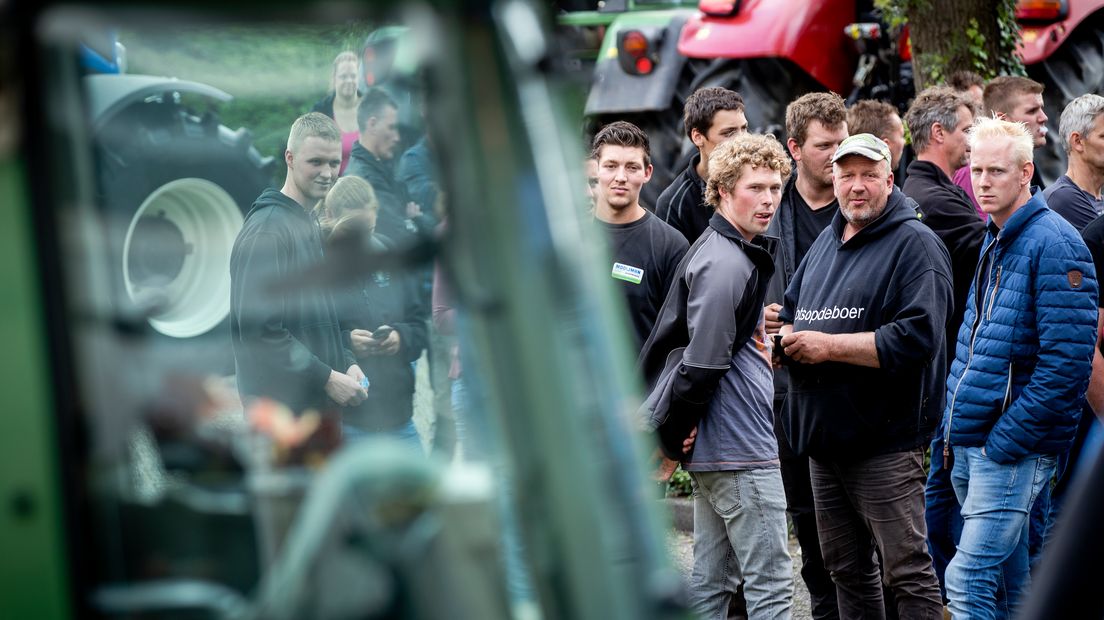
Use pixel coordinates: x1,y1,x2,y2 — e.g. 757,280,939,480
94,95,275,376
1028,18,1104,185
591,58,820,210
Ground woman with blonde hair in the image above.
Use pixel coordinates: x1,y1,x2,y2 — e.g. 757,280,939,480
318,176,428,448
311,50,362,174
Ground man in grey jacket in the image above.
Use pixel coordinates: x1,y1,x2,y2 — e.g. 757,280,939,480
639,134,793,619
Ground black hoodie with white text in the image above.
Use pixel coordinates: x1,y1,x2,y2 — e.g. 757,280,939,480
778,187,954,462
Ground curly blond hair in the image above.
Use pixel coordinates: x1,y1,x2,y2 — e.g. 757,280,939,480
705,134,792,208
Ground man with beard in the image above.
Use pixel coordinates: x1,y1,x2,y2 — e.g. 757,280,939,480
231,112,367,443
762,91,849,620
778,134,951,619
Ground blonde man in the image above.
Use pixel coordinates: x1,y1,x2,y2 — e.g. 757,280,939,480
640,134,794,619
943,117,1097,618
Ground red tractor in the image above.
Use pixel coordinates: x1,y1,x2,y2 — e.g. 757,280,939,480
584,0,1104,203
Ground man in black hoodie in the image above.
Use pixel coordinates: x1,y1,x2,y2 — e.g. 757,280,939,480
344,88,429,246
778,134,952,619
654,86,747,243
230,112,367,429
902,85,982,603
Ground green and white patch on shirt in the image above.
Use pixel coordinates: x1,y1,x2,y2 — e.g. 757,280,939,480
612,262,644,284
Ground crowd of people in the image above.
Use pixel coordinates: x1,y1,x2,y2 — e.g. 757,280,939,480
600,75,1103,619
226,45,1103,619
229,50,444,458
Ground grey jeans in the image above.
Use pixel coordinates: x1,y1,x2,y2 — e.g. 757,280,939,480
689,468,794,620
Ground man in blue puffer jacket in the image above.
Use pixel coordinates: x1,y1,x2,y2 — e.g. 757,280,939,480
943,117,1098,619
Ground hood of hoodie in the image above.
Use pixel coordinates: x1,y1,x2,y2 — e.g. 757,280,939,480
245,187,313,223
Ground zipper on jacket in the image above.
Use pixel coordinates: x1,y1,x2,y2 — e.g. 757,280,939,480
1002,360,1014,413
945,233,1001,467
985,265,1002,322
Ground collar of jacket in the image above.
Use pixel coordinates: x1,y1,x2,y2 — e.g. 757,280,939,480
708,211,777,266
907,159,956,188
685,152,706,195
984,187,1049,243
830,186,919,247
350,141,385,165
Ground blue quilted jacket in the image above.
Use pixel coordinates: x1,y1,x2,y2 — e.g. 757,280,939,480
943,190,1098,464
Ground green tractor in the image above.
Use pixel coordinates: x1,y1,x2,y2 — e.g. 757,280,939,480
0,1,688,618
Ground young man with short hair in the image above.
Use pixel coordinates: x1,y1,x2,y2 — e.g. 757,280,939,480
345,88,428,245
762,91,849,620
954,76,1050,209
231,112,367,437
640,134,794,619
847,99,907,172
655,86,748,243
943,117,1097,619
592,121,688,354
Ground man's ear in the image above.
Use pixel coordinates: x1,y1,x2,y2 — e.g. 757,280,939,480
691,128,706,150
1023,160,1035,187
1071,131,1085,154
931,122,945,144
786,137,801,161
285,148,294,169
643,164,654,184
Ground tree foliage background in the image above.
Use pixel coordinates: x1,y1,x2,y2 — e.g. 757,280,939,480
876,0,1026,89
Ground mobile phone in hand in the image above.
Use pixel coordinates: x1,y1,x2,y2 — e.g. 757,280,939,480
372,326,394,341
772,334,792,366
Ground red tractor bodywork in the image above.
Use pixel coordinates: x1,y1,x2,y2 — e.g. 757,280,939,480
1019,0,1102,65
677,0,858,93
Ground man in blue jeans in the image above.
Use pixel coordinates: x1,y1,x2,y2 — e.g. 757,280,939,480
943,116,1098,619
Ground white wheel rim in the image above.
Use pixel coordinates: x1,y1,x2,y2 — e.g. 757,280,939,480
122,178,244,338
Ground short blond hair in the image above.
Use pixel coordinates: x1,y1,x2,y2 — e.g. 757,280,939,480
705,134,791,207
968,116,1034,167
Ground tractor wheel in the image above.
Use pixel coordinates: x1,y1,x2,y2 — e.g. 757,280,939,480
94,96,275,375
591,58,820,210
1029,18,1104,185
687,58,821,146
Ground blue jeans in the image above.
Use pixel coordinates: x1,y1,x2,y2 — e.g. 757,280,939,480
689,468,793,620
342,418,423,452
946,446,1056,620
924,434,962,602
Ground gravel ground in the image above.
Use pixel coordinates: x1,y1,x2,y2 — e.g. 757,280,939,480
666,528,813,619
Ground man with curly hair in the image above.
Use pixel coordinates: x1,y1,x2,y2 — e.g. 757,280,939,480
640,134,794,619
777,134,952,618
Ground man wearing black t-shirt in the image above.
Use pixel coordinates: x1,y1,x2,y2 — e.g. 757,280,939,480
655,87,748,244
1045,94,1104,232
763,91,849,620
591,121,688,354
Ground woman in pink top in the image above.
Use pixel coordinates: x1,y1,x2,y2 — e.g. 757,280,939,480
311,51,362,174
